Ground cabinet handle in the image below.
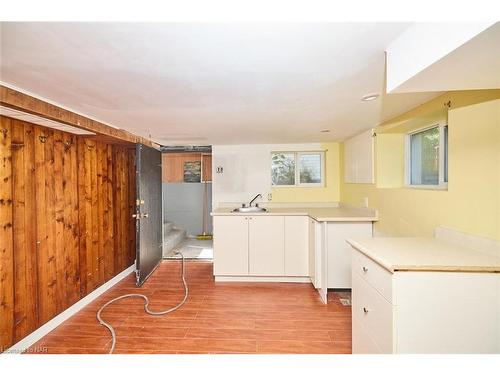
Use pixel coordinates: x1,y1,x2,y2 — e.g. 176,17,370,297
363,307,370,313
362,266,368,273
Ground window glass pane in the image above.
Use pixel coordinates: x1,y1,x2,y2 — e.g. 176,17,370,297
299,154,322,184
444,126,448,183
410,127,439,185
271,153,295,185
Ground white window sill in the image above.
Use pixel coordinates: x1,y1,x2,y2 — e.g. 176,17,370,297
272,184,325,188
405,184,448,191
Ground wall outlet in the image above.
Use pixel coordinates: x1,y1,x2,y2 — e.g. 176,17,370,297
363,197,369,208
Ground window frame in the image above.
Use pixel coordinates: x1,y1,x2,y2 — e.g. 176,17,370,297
404,122,448,190
271,150,325,188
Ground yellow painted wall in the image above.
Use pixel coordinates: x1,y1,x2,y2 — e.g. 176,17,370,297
341,90,500,240
272,142,340,202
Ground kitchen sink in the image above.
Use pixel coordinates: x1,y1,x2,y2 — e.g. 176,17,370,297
231,206,268,213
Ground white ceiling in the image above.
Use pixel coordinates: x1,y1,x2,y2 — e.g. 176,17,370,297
0,22,440,145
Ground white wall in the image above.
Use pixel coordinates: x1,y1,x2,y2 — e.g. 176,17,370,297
212,143,321,207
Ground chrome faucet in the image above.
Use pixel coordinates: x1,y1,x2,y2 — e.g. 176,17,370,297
249,194,262,207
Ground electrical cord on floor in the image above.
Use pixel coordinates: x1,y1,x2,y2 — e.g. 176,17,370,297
97,251,188,354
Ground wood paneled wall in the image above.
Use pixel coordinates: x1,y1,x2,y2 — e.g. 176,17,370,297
162,152,212,183
0,116,136,350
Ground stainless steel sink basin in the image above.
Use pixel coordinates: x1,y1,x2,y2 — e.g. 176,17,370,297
232,206,267,213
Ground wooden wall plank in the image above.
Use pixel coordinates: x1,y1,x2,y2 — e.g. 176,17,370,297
104,145,114,281
63,133,80,305
113,148,123,274
96,143,105,286
122,149,130,270
202,154,212,182
89,140,99,291
0,116,14,350
77,138,88,297
34,126,54,324
53,130,66,313
11,119,38,343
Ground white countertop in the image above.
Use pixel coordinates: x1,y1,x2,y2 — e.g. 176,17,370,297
211,204,378,222
347,237,500,273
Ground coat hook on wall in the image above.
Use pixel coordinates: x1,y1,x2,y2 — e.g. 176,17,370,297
86,143,95,150
39,135,48,143
64,140,72,150
1,128,8,136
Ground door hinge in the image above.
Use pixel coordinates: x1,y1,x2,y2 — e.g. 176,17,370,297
135,269,140,283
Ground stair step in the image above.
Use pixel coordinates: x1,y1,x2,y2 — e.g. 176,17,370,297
163,228,187,257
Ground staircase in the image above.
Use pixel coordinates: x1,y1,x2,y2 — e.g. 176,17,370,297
163,221,187,258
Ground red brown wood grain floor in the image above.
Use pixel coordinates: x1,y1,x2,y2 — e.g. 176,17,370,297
28,261,352,354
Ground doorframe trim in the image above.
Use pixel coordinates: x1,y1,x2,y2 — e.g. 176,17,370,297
2,264,135,354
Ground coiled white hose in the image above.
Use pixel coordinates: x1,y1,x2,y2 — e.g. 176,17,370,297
97,251,188,354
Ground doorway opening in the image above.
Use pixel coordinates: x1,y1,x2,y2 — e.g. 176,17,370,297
161,146,213,260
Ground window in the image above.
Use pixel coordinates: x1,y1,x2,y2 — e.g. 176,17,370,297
406,123,448,189
272,151,325,187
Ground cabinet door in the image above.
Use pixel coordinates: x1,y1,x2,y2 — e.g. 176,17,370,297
213,216,249,275
284,216,309,276
248,216,285,276
344,129,374,183
327,222,372,288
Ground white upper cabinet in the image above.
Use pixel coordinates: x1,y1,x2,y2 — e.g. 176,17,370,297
344,129,375,184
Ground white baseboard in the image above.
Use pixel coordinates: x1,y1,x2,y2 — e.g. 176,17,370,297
215,275,311,283
3,264,135,354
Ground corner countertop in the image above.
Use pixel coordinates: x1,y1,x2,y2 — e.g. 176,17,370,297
211,204,378,222
346,237,500,273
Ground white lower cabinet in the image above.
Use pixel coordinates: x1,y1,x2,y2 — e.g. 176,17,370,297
213,215,308,277
284,216,309,276
351,248,500,354
213,216,249,275
249,216,285,275
327,222,372,288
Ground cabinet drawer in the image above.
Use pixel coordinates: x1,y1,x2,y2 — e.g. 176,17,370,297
352,271,393,353
352,248,393,303
352,320,382,354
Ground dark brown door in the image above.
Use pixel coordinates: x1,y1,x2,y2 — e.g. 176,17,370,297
135,143,162,286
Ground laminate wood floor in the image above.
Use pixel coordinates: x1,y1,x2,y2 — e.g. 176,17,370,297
28,261,352,354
